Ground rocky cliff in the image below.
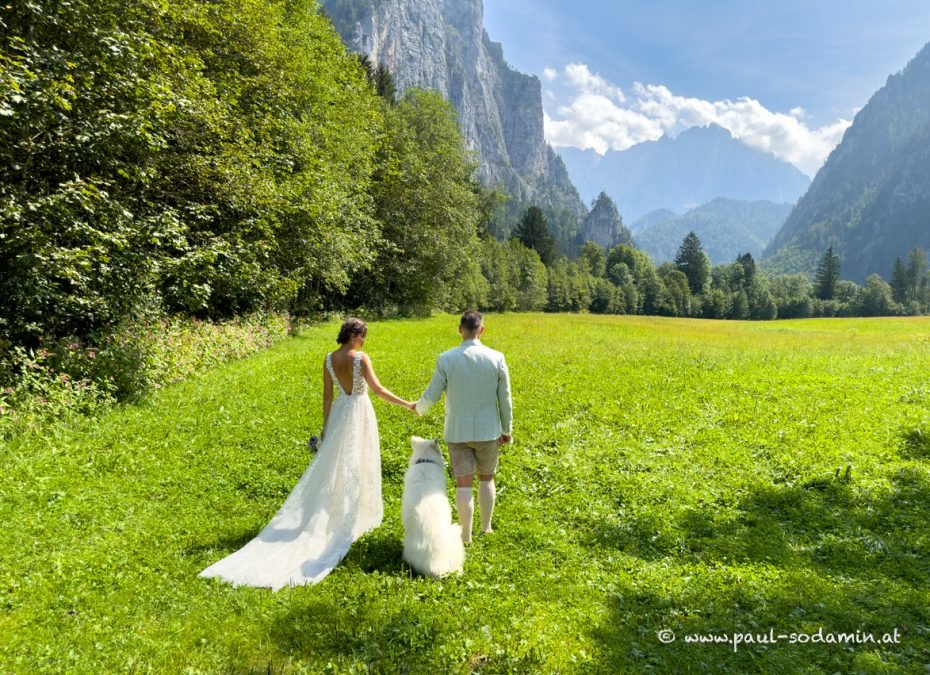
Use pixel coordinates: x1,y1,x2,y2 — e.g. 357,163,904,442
578,193,633,250
323,0,586,229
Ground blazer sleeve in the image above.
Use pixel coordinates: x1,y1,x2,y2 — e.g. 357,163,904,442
416,355,447,415
497,354,513,435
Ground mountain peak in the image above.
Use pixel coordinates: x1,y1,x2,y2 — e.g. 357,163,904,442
559,124,810,221
678,123,733,141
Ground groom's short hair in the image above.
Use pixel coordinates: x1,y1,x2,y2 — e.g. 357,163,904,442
460,310,483,332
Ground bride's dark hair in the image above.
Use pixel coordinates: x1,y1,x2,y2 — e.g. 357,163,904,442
336,317,368,345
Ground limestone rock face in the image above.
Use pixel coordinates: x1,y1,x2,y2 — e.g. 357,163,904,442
326,0,585,221
579,193,634,250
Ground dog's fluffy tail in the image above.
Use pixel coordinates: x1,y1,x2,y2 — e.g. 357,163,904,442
403,515,465,579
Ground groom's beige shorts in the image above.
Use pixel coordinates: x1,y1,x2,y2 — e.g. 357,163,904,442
447,440,499,477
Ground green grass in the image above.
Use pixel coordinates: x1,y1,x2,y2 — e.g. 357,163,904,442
2,314,930,673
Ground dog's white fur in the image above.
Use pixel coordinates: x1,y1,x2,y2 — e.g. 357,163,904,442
401,436,465,578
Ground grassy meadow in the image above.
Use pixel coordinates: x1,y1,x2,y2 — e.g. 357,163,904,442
2,313,929,673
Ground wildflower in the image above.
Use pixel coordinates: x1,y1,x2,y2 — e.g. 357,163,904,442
87,350,96,359
59,373,71,383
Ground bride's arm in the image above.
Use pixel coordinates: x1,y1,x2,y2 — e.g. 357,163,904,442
360,354,415,410
322,360,334,436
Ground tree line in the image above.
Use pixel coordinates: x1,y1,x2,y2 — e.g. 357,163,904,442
508,209,930,318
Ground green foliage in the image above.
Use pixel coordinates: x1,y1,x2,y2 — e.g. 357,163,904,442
861,274,898,316
477,239,547,313
674,231,711,295
512,206,558,267
3,314,930,672
348,89,486,314
770,274,814,319
814,247,841,300
0,312,289,438
0,0,382,340
358,54,397,104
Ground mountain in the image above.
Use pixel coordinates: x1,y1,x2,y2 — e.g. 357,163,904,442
577,193,634,250
322,0,586,229
630,208,677,236
558,124,810,222
632,198,793,265
765,43,930,283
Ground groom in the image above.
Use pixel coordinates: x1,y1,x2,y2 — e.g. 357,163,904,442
416,311,512,543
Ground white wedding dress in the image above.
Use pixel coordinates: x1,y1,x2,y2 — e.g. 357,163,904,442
200,352,382,590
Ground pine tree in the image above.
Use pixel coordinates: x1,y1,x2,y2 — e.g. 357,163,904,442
891,256,909,304
512,206,557,266
736,252,756,286
814,246,841,300
674,231,710,295
906,247,928,301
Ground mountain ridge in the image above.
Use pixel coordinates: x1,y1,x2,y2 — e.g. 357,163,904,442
633,198,793,265
558,124,810,222
764,42,930,282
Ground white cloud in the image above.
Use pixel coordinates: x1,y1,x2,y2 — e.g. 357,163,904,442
544,64,852,176
542,67,558,81
563,63,625,102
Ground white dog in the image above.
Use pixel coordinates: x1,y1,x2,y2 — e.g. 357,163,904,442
401,437,465,578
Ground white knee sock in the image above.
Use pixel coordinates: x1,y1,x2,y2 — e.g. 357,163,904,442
456,487,474,543
478,480,495,533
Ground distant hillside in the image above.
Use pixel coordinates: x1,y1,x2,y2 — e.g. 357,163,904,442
765,42,930,282
629,208,677,236
558,124,810,222
633,198,793,265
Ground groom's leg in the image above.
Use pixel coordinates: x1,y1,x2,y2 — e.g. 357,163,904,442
448,443,476,543
474,441,500,534
478,476,495,533
455,474,474,544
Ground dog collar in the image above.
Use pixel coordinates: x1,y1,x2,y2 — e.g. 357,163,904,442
415,458,441,467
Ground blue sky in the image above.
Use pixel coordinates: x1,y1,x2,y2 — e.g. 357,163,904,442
483,0,930,175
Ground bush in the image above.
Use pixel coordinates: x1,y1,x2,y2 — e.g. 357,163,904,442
0,312,290,437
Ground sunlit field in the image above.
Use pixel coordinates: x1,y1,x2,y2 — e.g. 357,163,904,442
2,314,929,672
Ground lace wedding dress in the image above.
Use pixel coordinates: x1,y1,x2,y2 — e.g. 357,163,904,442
200,352,382,590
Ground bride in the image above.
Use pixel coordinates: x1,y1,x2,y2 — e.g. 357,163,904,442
200,318,415,589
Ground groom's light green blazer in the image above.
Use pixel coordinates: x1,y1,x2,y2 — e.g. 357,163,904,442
416,338,512,443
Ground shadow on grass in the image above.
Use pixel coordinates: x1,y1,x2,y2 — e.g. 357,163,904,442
184,527,260,557
586,468,930,672
342,527,406,575
900,425,930,460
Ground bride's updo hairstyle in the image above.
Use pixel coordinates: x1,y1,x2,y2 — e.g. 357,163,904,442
336,317,368,345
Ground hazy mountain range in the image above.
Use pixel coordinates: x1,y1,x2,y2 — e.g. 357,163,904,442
558,124,811,222
633,198,794,265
